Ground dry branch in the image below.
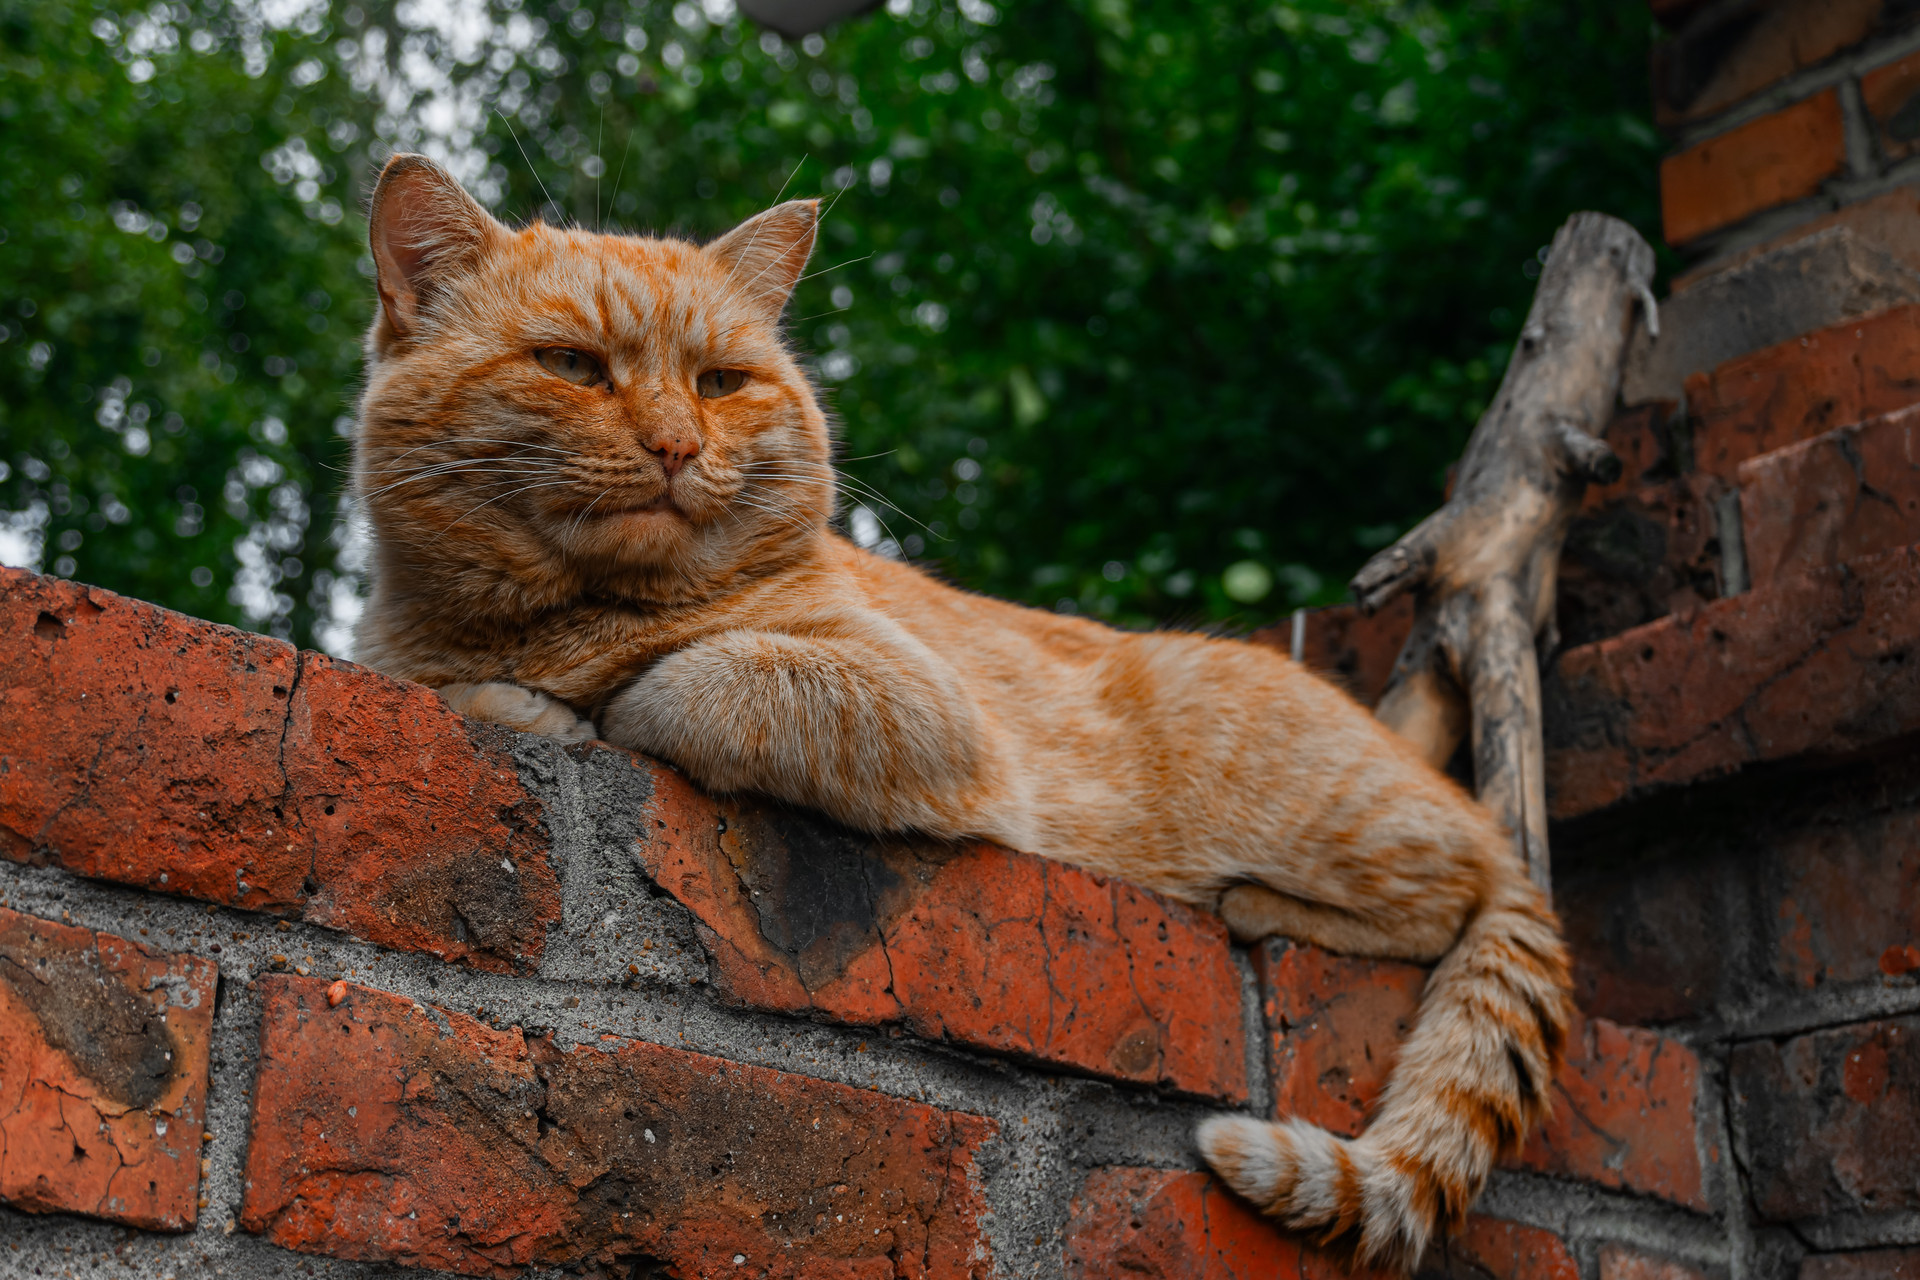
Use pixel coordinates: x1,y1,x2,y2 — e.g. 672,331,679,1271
1350,212,1657,891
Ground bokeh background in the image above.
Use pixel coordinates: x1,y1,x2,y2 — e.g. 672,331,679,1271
0,0,1663,654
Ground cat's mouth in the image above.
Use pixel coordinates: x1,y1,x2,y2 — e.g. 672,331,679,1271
599,493,681,519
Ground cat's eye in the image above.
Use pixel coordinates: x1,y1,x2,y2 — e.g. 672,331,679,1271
535,347,608,388
697,369,749,399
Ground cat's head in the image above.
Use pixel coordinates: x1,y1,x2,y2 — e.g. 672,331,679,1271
354,153,834,616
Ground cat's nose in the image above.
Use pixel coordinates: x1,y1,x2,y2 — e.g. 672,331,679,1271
648,434,701,477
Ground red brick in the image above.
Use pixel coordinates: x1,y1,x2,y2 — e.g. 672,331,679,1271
1545,543,1920,818
241,976,997,1278
1739,403,1920,591
1732,1015,1920,1221
1253,940,1425,1137
1687,305,1920,479
284,653,559,972
0,568,559,971
1766,810,1920,991
1250,940,1705,1209
1434,1217,1578,1280
1653,1,1883,129
0,906,216,1230
1061,1167,1388,1280
1802,1247,1920,1280
1602,1245,1712,1280
1864,49,1920,164
1661,91,1847,246
0,568,307,911
635,764,1248,1101
1510,1012,1709,1210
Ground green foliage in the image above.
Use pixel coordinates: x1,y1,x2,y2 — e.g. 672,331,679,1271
0,0,1661,648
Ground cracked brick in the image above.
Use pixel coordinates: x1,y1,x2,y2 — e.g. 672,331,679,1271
0,569,559,971
1252,939,1426,1137
1061,1167,1388,1279
0,905,216,1230
1686,305,1920,481
1515,1011,1709,1211
634,764,1247,1101
1733,1014,1920,1223
1738,403,1920,594
240,976,997,1278
1544,543,1920,819
1431,1217,1579,1280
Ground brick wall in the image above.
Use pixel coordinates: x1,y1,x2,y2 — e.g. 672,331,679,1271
7,2,1920,1276
0,567,1725,1278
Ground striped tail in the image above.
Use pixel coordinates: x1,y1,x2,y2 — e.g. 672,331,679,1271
1196,872,1573,1271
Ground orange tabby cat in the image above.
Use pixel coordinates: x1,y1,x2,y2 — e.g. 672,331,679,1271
350,153,1572,1269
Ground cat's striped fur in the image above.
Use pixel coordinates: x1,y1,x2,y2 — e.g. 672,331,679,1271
350,153,1573,1269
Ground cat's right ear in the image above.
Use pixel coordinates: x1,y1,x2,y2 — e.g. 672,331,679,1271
367,154,504,336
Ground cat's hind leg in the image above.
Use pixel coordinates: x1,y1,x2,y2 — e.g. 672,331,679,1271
1198,843,1571,1271
436,681,599,742
1217,884,1460,963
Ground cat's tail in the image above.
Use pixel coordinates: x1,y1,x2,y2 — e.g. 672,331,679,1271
1196,869,1572,1271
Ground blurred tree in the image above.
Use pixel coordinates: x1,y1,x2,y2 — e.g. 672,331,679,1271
0,0,1663,650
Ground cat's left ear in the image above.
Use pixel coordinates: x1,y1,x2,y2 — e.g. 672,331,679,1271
706,200,819,320
367,153,506,336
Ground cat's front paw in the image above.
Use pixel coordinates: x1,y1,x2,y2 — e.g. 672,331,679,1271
436,682,599,743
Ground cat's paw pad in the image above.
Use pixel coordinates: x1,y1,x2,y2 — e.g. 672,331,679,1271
436,682,599,742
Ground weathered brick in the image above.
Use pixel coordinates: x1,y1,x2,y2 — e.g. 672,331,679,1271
0,567,307,911
285,653,559,972
0,568,558,971
1511,1012,1709,1210
1802,1247,1920,1280
1560,470,1725,650
634,764,1248,1101
1653,1,1883,129
0,906,216,1231
1556,746,1920,1027
1739,403,1920,592
241,976,997,1278
1061,1167,1386,1280
1732,1015,1920,1221
1864,48,1920,164
1601,1244,1712,1280
1687,305,1920,479
1661,91,1847,246
1766,802,1920,992
1253,940,1425,1137
1545,543,1920,818
1431,1216,1578,1280
1250,939,1705,1208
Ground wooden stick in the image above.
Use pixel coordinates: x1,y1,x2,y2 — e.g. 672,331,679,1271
1349,212,1656,891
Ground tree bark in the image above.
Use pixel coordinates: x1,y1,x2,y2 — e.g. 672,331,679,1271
1349,212,1657,891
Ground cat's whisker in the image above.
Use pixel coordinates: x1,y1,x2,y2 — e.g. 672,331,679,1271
433,479,581,537
723,154,810,289
359,463,557,501
732,461,939,537
606,125,637,228
723,493,823,539
791,254,872,288
497,107,561,225
564,483,622,542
